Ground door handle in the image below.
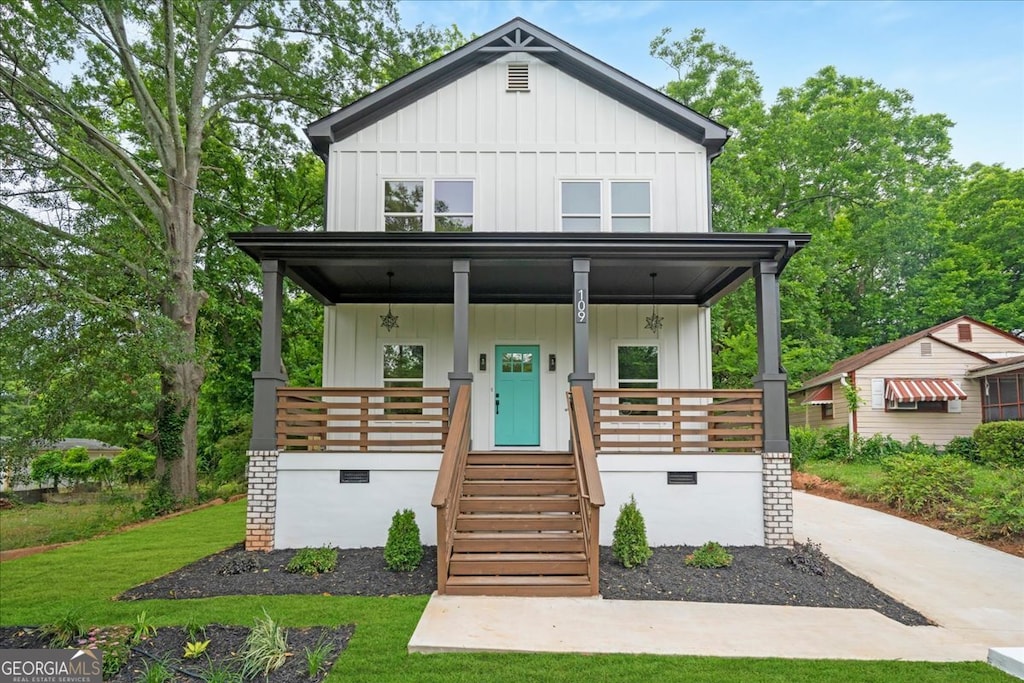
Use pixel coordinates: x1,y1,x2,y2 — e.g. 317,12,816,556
495,394,500,415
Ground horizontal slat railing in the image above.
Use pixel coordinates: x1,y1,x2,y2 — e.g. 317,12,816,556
593,389,763,453
277,387,450,451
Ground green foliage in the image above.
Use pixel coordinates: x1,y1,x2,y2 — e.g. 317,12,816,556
384,509,423,571
129,610,157,645
856,434,904,463
240,610,290,679
974,421,1024,467
879,453,972,516
89,626,132,679
112,448,157,486
61,447,93,487
304,634,337,678
962,469,1024,538
198,660,241,683
185,614,207,641
286,546,338,576
138,474,178,519
139,659,174,683
685,541,734,569
156,400,189,463
215,482,245,500
611,495,653,568
183,639,211,659
29,451,64,489
944,436,981,463
41,607,86,647
89,457,115,489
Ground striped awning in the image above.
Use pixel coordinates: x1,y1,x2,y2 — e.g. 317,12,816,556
802,384,833,405
885,378,966,402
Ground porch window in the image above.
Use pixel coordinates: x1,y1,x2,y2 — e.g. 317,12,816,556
384,181,423,232
434,180,473,232
984,374,1023,422
611,182,651,232
617,344,658,414
561,181,601,232
383,344,424,414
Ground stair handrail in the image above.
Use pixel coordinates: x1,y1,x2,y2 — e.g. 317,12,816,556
568,385,604,595
431,385,472,594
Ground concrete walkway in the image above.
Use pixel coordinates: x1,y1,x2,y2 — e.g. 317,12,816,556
408,491,1024,662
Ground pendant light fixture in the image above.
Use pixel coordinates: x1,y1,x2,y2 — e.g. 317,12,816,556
380,271,400,332
644,272,664,335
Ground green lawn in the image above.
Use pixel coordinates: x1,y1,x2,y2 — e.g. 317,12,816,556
801,460,886,498
0,500,1012,682
0,497,139,551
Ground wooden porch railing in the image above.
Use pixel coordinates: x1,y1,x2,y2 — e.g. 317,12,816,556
431,386,472,595
276,387,450,452
567,386,605,596
592,389,763,453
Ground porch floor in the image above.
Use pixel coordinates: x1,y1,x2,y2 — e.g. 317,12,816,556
409,492,1024,662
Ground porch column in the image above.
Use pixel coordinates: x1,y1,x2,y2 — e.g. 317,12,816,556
569,258,595,420
752,259,789,452
448,259,473,403
250,257,287,451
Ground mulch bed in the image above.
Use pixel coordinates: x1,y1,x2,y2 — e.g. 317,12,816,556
0,624,353,683
118,542,930,626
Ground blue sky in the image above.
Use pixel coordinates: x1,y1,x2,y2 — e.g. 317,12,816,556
400,1,1024,168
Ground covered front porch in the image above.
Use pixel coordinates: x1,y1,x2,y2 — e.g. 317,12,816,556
232,229,808,594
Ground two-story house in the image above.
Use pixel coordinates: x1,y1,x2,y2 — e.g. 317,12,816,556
232,18,809,596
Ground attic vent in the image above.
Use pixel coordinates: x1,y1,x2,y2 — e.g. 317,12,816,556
339,470,369,484
920,342,932,357
667,471,698,485
958,323,972,342
507,63,530,92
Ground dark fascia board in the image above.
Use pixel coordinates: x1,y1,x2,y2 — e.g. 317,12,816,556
304,17,728,156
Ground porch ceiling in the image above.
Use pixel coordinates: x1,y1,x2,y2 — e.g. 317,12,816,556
229,231,810,307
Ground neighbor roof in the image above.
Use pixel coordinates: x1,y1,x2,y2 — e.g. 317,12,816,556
798,316,1014,390
966,354,1024,379
305,17,729,157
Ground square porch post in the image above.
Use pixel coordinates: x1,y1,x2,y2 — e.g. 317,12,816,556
753,260,789,452
250,258,287,451
448,259,473,403
569,258,595,421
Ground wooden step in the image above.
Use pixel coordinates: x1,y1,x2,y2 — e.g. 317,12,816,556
445,574,592,597
449,552,588,576
467,452,574,466
462,481,578,496
464,465,576,481
456,513,583,532
452,532,586,553
460,496,579,513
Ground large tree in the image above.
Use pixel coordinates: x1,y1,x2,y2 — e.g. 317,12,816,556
0,1,451,497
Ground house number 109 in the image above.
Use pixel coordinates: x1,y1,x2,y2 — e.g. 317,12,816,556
576,288,587,323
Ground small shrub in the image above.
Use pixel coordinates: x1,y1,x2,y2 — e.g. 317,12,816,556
787,540,832,576
61,447,93,488
384,509,423,571
87,626,132,679
944,435,981,463
240,610,290,679
42,607,86,647
963,469,1024,538
855,434,903,463
684,541,733,569
789,427,823,469
138,474,178,519
89,457,115,490
974,421,1024,468
821,426,852,461
611,495,652,568
879,452,972,517
904,435,939,455
286,546,338,575
30,450,64,489
113,447,156,486
183,639,210,659
304,634,337,678
216,481,245,499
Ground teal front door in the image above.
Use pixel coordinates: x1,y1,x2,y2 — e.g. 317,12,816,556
494,345,541,446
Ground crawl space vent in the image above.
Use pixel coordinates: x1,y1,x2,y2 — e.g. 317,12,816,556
339,470,370,484
507,63,530,92
667,471,698,485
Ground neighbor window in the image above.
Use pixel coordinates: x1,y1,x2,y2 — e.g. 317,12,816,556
617,345,658,414
821,403,834,420
383,344,424,414
560,180,651,232
984,374,1023,422
384,180,473,232
384,181,423,232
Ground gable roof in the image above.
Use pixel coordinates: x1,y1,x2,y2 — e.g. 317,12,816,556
966,354,1024,379
798,316,1021,390
305,17,729,157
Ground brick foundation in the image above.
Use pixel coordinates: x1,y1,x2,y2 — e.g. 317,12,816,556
761,451,794,548
246,450,278,551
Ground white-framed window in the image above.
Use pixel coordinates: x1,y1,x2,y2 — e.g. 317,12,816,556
615,343,659,414
382,342,425,414
383,179,473,232
560,180,651,232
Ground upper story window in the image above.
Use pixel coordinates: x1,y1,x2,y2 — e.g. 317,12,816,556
384,180,473,232
561,180,651,232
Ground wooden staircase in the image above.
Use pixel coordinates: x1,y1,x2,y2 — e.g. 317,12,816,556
444,451,593,596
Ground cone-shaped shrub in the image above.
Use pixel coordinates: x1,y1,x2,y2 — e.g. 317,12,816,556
612,494,652,568
384,508,423,571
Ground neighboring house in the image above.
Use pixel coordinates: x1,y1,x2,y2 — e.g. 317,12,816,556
791,317,1024,446
232,18,810,595
2,438,122,492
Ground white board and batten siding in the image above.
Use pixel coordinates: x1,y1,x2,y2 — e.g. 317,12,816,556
326,53,709,233
323,303,712,451
854,341,983,445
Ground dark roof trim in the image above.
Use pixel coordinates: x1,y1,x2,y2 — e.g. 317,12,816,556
966,354,1024,378
305,17,728,157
